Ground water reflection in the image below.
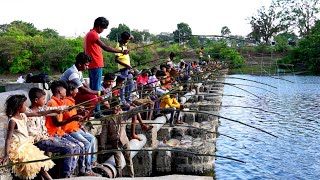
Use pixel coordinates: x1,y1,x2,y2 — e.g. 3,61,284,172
216,75,320,180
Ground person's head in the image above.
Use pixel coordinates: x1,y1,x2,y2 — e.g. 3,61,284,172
29,88,46,107
93,17,109,33
141,69,149,77
5,94,28,117
75,52,92,71
169,52,175,60
111,98,121,114
116,75,126,88
119,31,131,44
66,81,79,98
156,70,166,80
50,80,68,99
193,61,197,65
166,65,171,72
160,64,167,72
103,72,115,88
201,47,203,50
180,61,185,68
151,67,158,76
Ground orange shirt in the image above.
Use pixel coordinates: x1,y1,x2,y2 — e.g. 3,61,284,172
85,29,104,69
45,96,65,137
162,72,172,89
62,97,80,133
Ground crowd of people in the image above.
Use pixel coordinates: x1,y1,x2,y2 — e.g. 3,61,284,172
0,16,220,179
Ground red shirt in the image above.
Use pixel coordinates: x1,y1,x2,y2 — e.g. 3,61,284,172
85,29,104,69
46,96,65,137
136,75,149,86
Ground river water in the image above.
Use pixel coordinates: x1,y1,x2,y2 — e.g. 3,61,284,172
215,75,320,180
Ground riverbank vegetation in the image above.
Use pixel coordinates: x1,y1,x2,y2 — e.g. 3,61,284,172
0,0,319,75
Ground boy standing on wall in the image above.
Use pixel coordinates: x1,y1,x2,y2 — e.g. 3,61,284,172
84,17,129,118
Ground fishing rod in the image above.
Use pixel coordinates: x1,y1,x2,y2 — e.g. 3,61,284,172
0,147,245,169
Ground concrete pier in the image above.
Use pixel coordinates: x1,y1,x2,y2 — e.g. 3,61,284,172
0,68,228,179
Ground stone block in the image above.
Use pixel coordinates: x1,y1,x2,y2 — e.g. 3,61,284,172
126,120,158,148
154,149,172,173
184,113,195,125
198,95,204,102
157,127,172,141
123,149,153,177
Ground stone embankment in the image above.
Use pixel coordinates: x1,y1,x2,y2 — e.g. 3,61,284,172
0,68,228,179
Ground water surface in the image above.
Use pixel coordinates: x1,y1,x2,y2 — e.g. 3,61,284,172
216,75,320,180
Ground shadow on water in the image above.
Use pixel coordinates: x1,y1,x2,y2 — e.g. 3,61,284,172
215,75,320,180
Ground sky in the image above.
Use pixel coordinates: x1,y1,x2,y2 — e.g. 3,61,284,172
1,0,272,38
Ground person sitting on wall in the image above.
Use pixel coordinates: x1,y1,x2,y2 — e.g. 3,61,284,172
60,52,108,118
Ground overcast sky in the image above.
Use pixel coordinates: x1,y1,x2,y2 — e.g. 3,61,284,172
1,0,272,38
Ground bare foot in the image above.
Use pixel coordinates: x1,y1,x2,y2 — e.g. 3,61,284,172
131,135,142,141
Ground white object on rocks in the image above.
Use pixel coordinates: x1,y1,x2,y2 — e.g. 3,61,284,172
16,76,25,83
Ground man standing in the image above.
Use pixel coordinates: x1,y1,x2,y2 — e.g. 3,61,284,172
84,17,128,117
199,47,204,65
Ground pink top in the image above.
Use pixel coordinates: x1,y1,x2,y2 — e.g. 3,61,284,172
136,75,149,86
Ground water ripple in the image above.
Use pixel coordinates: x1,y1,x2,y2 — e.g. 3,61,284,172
215,75,320,180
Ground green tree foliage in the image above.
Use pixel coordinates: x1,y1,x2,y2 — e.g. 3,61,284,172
173,23,192,43
41,28,60,38
283,20,320,72
274,32,297,52
248,5,288,43
187,36,200,49
274,0,320,37
108,24,130,42
221,26,231,36
0,21,40,37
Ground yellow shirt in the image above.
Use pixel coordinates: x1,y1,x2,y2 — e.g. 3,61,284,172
160,95,181,109
199,49,203,58
115,43,130,69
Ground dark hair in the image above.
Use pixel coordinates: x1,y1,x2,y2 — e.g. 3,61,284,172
29,88,46,103
5,94,27,117
110,97,120,107
116,75,126,83
169,52,175,59
75,52,92,65
104,72,115,81
94,17,109,29
160,64,167,70
120,31,131,41
151,67,158,74
156,70,166,78
66,81,78,97
50,80,68,95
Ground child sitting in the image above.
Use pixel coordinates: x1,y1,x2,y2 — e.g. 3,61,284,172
26,87,80,178
62,81,97,176
160,94,184,127
0,95,55,180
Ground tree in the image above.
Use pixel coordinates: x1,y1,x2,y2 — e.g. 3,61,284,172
173,22,192,44
248,5,288,43
274,0,320,37
157,32,173,42
107,24,130,42
284,20,320,72
221,26,231,36
8,21,40,37
41,28,60,38
187,36,200,49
